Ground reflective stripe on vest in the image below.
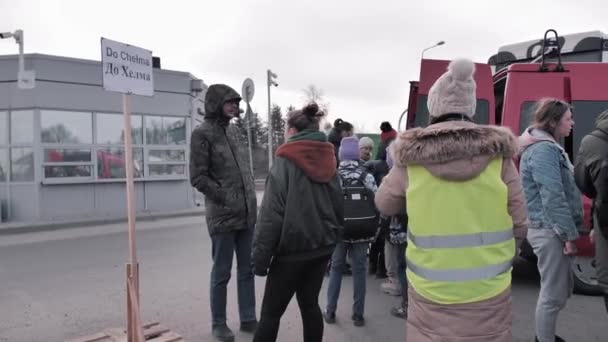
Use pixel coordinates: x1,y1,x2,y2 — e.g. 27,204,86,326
406,157,515,305
407,258,512,282
407,228,513,249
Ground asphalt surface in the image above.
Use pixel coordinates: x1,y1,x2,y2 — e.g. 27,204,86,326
0,217,606,342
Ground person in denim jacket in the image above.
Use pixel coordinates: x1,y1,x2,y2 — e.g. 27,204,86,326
519,98,584,342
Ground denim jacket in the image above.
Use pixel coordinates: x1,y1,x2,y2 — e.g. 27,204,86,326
519,129,583,241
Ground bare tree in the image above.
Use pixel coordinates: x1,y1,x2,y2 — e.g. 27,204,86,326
301,84,330,114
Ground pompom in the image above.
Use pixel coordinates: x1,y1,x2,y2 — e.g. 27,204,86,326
448,58,475,81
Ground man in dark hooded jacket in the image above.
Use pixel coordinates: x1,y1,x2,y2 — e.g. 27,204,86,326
190,84,257,341
574,110,608,314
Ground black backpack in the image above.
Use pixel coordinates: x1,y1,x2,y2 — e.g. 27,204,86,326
341,170,378,240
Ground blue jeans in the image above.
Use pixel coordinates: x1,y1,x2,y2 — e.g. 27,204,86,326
394,242,408,308
326,242,368,317
210,227,256,327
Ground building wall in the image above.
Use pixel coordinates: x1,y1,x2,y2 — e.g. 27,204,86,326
0,54,202,223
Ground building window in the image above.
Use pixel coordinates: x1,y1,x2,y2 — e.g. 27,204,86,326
97,113,143,145
147,148,186,177
145,116,187,178
0,148,7,182
40,110,94,182
146,116,186,145
42,148,94,179
96,148,144,179
38,110,187,183
11,110,34,144
149,164,185,176
41,110,92,144
0,111,6,181
0,111,7,145
3,110,35,183
10,147,34,182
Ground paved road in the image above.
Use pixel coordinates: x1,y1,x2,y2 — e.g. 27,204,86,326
0,217,605,342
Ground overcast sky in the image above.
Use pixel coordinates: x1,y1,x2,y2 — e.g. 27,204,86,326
1,0,607,132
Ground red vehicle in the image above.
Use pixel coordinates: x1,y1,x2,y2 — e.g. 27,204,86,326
404,29,606,295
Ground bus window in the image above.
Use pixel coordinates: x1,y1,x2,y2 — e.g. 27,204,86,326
413,95,490,128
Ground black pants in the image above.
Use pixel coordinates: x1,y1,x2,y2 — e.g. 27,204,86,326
369,234,386,276
253,254,331,342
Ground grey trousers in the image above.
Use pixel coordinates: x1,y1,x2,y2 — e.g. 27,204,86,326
527,228,574,342
595,228,608,294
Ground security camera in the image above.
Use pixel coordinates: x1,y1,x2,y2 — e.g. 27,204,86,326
0,32,13,39
274,83,279,87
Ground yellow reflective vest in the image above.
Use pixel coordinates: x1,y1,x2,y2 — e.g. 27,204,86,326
406,157,514,304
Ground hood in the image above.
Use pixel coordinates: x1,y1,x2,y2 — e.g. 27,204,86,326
204,84,242,121
519,126,574,172
380,129,397,143
392,121,517,181
596,112,608,132
276,141,337,183
518,127,556,153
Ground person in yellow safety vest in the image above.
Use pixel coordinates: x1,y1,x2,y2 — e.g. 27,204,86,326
375,58,529,342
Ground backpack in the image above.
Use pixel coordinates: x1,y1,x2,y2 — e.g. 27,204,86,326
341,170,379,241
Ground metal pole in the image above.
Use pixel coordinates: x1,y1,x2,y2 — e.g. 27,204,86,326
421,41,445,60
245,104,255,178
397,108,408,131
267,72,272,171
16,30,24,75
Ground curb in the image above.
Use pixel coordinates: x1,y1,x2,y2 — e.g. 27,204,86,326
0,207,205,236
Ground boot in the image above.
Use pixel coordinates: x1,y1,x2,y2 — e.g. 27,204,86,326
376,253,387,279
369,260,377,275
212,324,235,342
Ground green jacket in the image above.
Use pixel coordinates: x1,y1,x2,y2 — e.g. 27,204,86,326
575,116,608,238
252,132,344,276
189,84,257,235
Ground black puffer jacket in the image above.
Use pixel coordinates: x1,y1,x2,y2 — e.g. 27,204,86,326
252,133,343,276
190,84,257,235
575,116,608,238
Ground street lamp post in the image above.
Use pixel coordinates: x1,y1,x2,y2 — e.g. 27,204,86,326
0,29,35,89
421,40,446,59
266,69,278,171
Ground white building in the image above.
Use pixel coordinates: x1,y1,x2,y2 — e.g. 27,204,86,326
0,53,207,223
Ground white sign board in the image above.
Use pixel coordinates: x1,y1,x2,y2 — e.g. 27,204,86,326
242,78,255,103
101,37,154,97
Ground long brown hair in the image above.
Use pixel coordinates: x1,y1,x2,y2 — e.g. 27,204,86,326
531,98,571,137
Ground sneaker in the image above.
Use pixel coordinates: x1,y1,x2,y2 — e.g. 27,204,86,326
390,306,407,319
212,324,235,342
352,314,365,327
323,311,336,324
381,279,402,296
240,320,257,333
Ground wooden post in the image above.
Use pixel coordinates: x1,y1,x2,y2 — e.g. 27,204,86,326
122,94,144,342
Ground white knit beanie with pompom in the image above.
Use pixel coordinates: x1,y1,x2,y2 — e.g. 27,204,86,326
427,58,477,119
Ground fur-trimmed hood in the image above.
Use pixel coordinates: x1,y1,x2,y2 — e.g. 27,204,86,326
390,121,518,181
